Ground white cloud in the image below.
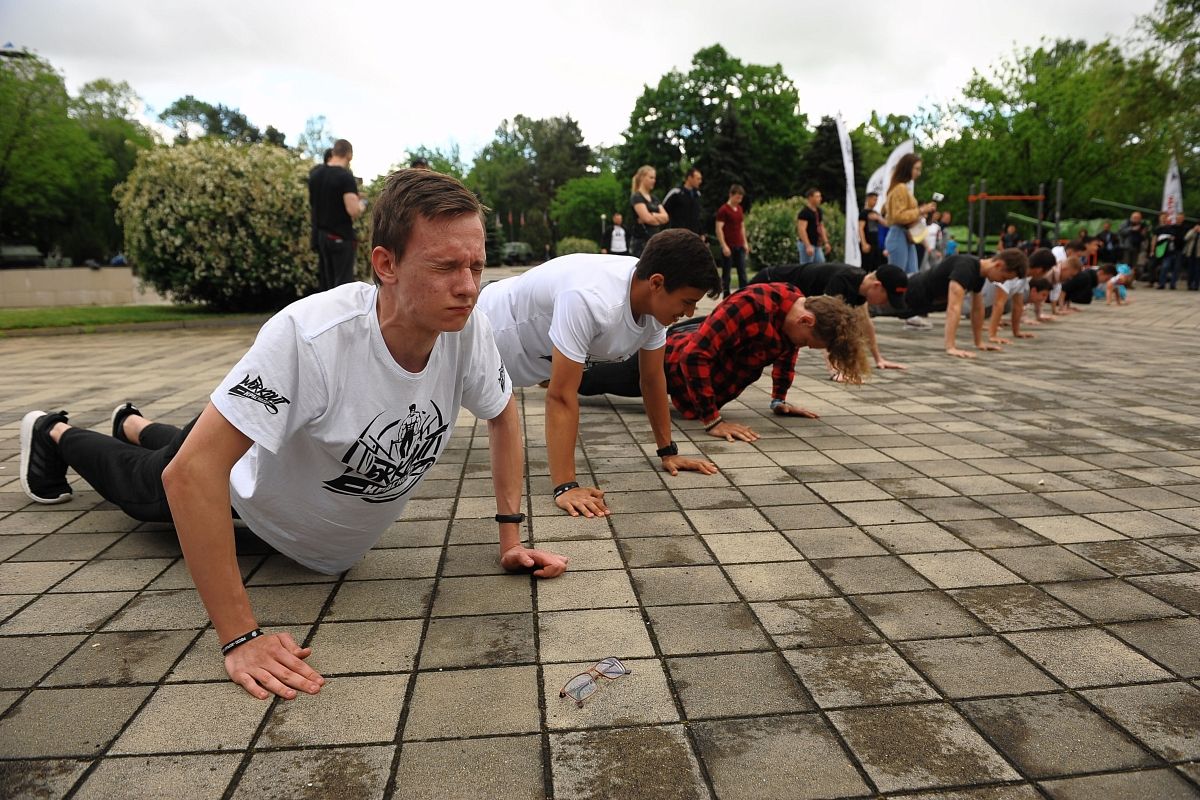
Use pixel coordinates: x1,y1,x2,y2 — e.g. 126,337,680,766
1,0,1152,180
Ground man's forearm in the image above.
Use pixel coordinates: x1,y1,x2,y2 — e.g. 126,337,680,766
987,290,1007,338
639,368,674,450
944,300,963,350
487,397,524,553
1011,295,1025,334
971,297,985,346
545,391,581,486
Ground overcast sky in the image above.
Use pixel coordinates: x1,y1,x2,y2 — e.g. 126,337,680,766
2,0,1154,181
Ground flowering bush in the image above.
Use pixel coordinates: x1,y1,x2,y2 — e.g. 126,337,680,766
115,140,316,311
746,197,846,269
556,237,599,255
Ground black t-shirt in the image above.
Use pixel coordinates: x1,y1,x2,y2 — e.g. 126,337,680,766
1062,268,1098,304
1156,223,1185,253
1001,232,1021,249
663,186,703,234
859,208,880,240
797,206,822,243
314,165,358,240
906,255,984,313
630,193,662,242
748,263,866,306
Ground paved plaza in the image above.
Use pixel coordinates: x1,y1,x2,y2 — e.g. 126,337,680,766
2,288,1200,799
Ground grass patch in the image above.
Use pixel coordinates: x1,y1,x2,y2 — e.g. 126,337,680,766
0,305,260,332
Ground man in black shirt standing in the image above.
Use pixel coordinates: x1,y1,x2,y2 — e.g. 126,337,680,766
901,249,1028,359
749,262,910,372
858,192,883,269
796,188,829,264
311,139,366,291
663,167,704,238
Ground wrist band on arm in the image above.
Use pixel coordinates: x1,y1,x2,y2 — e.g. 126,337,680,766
495,512,526,524
770,399,785,410
553,481,580,498
221,628,263,656
703,416,724,431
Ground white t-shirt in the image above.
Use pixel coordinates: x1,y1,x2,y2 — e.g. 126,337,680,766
476,254,667,387
609,226,628,254
926,222,942,252
981,276,1028,309
1052,245,1067,262
211,282,510,574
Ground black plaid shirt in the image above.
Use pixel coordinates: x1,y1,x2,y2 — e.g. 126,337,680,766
665,283,802,422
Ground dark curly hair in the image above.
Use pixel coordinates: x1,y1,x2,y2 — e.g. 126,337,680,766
805,295,872,385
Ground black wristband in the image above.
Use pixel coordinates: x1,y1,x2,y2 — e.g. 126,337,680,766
656,441,679,458
553,481,580,498
221,628,263,657
495,512,526,524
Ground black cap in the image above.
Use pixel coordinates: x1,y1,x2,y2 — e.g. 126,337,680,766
874,263,908,309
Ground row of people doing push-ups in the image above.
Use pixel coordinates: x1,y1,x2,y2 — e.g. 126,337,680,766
12,168,1110,700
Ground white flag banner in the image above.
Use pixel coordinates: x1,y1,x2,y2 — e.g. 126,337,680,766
872,139,914,212
1163,154,1184,216
866,164,886,198
836,113,861,266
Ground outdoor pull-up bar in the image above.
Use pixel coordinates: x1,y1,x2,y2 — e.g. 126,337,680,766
969,194,1046,202
966,178,1059,254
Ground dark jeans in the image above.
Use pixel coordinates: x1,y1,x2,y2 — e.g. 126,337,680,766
1157,253,1179,288
317,234,357,291
58,418,197,523
577,318,705,397
722,247,748,297
1187,256,1200,290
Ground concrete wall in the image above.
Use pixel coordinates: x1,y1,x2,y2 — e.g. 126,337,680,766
0,267,169,308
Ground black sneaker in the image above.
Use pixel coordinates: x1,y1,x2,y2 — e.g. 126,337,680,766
19,410,72,504
111,402,143,444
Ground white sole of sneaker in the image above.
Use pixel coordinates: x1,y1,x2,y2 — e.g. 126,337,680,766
19,410,71,505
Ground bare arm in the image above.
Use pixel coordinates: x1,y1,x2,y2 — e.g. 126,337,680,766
715,219,729,255
343,192,365,220
638,346,717,477
163,403,323,700
943,281,974,358
545,348,608,517
971,290,997,350
986,286,1011,343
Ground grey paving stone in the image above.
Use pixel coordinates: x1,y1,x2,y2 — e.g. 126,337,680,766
75,753,241,800
828,702,1019,793
949,585,1090,631
403,666,536,739
393,737,544,800
1148,535,1200,567
538,607,654,663
7,532,121,561
307,619,422,674
1085,510,1197,538
1040,578,1187,623
1013,515,1126,543
430,574,533,616
110,682,267,754
0,591,134,635
751,598,881,648
1108,617,1200,677
346,546,442,579
671,486,751,510
723,561,834,601
684,507,774,534
833,499,928,526
0,633,84,688
862,521,970,553
783,526,888,558
42,630,195,687
938,475,1022,495
529,514,614,541
1081,682,1200,761
1104,486,1199,510
1129,572,1200,613
701,531,803,563
0,759,91,800
851,590,988,640
739,482,821,506
960,693,1156,778
324,578,433,621
533,538,623,571
49,557,173,592
905,495,1003,522
786,643,937,708
1004,628,1173,688
618,535,713,567
0,685,151,757
242,553,336,585
808,480,892,502
900,551,1023,589
550,725,710,800
669,651,810,719
1039,490,1139,514
899,636,1060,698
0,560,84,593
647,602,770,655
942,517,1049,548
767,503,852,530
609,511,695,537
630,565,738,606
813,555,933,594
978,493,1071,518
543,657,677,729
986,545,1112,582
691,714,870,800
0,510,81,535
1039,769,1200,800
420,612,536,669
232,745,394,800
536,568,638,611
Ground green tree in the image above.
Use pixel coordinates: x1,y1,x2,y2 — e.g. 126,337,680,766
403,144,468,181
798,117,844,208
296,115,335,162
0,53,110,256
159,94,286,147
549,172,625,241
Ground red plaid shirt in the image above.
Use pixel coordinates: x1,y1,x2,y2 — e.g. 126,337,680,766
665,283,802,422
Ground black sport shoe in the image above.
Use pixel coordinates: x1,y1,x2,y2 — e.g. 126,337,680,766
111,402,143,444
19,410,72,505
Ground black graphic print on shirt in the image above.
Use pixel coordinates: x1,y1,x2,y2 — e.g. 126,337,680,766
498,364,507,392
323,402,449,503
228,375,291,414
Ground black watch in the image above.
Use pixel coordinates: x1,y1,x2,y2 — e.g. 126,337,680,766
494,513,526,524
656,441,679,458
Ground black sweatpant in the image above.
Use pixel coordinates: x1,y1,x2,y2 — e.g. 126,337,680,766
58,418,197,523
576,318,705,398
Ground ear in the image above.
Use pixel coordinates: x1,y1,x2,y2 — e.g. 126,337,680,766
648,273,666,292
797,309,817,328
371,246,398,285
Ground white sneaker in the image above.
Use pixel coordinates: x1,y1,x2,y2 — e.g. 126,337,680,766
904,316,933,330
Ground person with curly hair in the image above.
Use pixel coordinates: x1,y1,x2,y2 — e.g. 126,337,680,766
577,284,870,442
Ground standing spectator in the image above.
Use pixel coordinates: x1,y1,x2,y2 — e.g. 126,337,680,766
601,212,629,256
663,167,704,237
1000,224,1021,250
1119,211,1149,279
796,188,830,265
925,211,943,267
629,165,669,257
311,139,366,291
306,148,332,264
715,184,750,298
882,154,937,276
858,192,883,269
1183,220,1200,291
1096,221,1119,263
1155,212,1187,290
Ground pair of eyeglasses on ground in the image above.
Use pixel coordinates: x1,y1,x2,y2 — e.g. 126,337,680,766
559,657,632,707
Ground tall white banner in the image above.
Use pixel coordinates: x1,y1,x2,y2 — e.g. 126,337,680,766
872,139,914,212
836,114,861,266
1163,154,1184,216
